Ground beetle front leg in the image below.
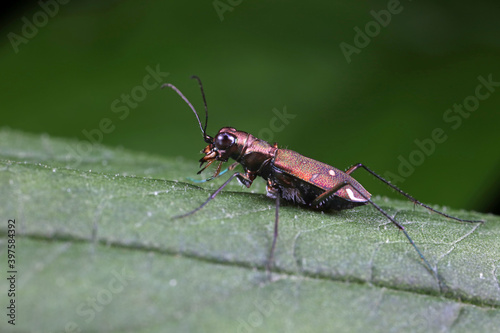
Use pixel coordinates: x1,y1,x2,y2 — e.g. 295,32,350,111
174,172,253,219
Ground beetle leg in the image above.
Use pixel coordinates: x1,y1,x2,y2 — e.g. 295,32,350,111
311,179,438,276
309,177,436,275
236,170,256,188
228,161,240,171
349,188,437,278
265,179,279,199
267,186,281,273
174,172,252,219
345,163,483,223
345,163,361,175
311,180,353,208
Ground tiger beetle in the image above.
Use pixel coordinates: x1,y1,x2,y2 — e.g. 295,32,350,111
162,76,483,278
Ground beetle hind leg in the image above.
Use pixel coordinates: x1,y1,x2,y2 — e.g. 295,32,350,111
311,181,349,208
310,181,367,209
349,188,437,277
310,179,438,277
345,163,483,223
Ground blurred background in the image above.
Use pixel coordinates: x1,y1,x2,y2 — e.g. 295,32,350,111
1,0,499,214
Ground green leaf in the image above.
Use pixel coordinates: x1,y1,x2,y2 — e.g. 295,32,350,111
1,128,499,333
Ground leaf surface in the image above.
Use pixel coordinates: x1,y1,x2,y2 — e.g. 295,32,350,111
1,128,499,333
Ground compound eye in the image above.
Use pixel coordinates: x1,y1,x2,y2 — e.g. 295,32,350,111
214,133,235,150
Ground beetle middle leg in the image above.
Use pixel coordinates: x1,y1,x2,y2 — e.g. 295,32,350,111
265,180,282,272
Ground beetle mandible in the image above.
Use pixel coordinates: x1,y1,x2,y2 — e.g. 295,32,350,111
162,76,482,276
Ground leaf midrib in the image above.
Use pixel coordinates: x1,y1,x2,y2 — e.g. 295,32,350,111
9,221,498,310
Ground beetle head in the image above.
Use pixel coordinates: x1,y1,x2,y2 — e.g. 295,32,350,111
199,127,239,161
198,127,242,173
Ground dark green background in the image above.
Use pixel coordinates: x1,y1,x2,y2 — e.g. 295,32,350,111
1,0,499,213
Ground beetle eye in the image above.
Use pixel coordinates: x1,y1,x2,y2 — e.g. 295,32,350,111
214,133,235,150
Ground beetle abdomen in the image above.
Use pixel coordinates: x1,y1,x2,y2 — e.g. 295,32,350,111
273,149,371,206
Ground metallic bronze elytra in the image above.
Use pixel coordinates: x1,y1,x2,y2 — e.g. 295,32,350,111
162,77,483,278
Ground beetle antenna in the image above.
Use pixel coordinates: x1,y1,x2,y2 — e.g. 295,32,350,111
162,82,210,142
190,75,209,141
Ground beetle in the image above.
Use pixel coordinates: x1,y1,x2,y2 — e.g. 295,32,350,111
163,76,482,277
